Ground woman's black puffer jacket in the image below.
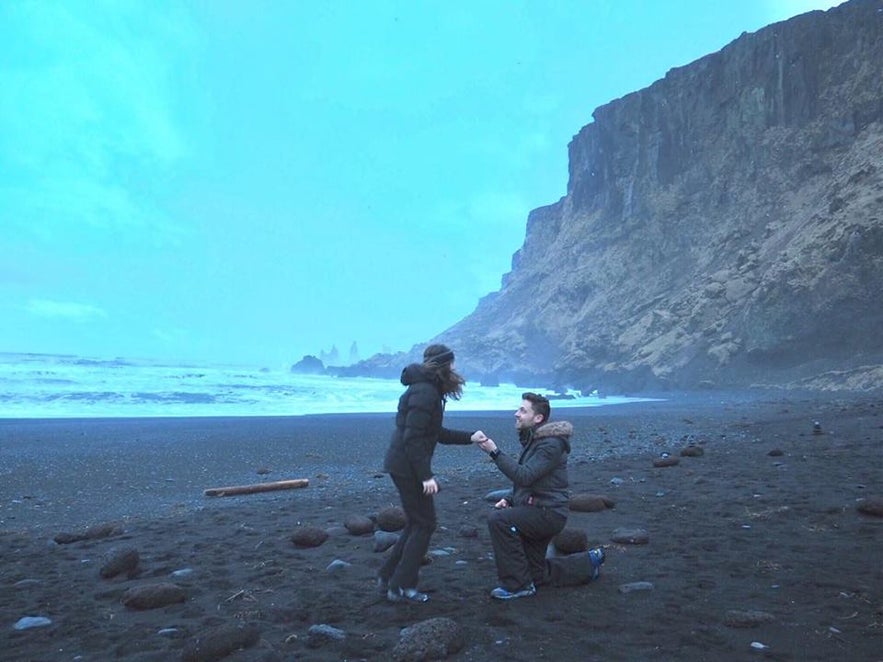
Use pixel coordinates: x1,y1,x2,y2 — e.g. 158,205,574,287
383,363,473,481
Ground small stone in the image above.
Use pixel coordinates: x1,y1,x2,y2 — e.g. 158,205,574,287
376,506,407,532
99,546,140,579
13,579,42,589
724,609,775,628
306,624,346,648
53,521,123,545
619,581,654,593
653,455,680,468
857,497,883,517
373,530,399,552
680,445,704,457
121,583,186,610
611,527,650,545
485,489,511,503
290,526,329,548
458,525,479,538
553,528,588,554
14,616,52,630
181,622,260,661
326,559,351,572
392,617,464,661
570,494,615,512
343,515,375,536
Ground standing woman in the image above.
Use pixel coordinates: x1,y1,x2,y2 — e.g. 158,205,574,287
379,344,486,603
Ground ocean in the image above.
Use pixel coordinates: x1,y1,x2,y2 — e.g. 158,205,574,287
0,352,655,419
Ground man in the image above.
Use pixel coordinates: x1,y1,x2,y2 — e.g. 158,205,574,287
477,392,605,600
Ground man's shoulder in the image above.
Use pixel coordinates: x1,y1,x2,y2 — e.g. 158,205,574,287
534,421,573,439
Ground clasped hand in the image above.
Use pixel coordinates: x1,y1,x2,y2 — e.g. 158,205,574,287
470,430,498,454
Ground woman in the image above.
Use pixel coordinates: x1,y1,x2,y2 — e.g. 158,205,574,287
378,343,486,603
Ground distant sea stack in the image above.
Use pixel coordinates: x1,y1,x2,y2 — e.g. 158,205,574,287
361,0,883,393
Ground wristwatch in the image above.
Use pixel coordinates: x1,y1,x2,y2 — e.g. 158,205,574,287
489,448,501,460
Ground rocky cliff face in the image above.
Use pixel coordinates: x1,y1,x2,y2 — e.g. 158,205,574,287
365,0,883,392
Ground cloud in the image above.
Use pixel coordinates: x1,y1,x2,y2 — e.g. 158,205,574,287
26,299,108,322
0,2,195,246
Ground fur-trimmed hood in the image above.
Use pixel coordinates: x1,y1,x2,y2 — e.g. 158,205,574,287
522,420,572,453
533,420,573,440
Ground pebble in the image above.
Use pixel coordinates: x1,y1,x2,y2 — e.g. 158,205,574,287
170,568,194,578
182,622,260,661
14,616,52,630
619,581,654,593
326,559,351,572
306,624,346,647
484,489,511,503
373,530,398,552
393,617,463,661
724,609,775,628
610,527,650,545
121,583,186,610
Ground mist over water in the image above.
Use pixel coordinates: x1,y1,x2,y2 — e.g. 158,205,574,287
0,353,656,419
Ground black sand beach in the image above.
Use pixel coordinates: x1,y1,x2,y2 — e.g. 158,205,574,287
2,394,881,660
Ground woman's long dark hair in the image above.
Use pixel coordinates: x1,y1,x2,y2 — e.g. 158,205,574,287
423,344,465,400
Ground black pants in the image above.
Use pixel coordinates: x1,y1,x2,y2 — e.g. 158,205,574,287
487,505,594,591
379,473,437,590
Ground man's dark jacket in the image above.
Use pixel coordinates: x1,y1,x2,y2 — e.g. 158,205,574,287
384,363,472,481
492,420,572,517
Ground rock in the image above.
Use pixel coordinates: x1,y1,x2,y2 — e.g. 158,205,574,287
857,497,883,517
13,616,52,630
326,559,351,573
13,579,42,589
768,449,785,457
376,506,407,532
121,583,186,610
181,622,260,661
724,609,775,628
485,489,511,503
392,617,464,662
344,514,375,535
619,581,654,594
680,445,704,457
653,455,680,468
611,527,650,545
458,525,479,538
570,493,615,512
290,525,329,548
553,528,588,554
401,0,883,393
306,624,346,648
290,355,325,375
53,521,123,544
99,545,140,579
373,530,399,553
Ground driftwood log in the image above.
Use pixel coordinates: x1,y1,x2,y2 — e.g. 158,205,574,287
204,478,309,497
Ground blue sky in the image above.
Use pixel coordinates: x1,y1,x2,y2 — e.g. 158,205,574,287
1,0,839,368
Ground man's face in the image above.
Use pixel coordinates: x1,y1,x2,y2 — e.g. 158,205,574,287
515,399,543,430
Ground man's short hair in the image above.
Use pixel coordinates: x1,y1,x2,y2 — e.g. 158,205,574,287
522,392,550,424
